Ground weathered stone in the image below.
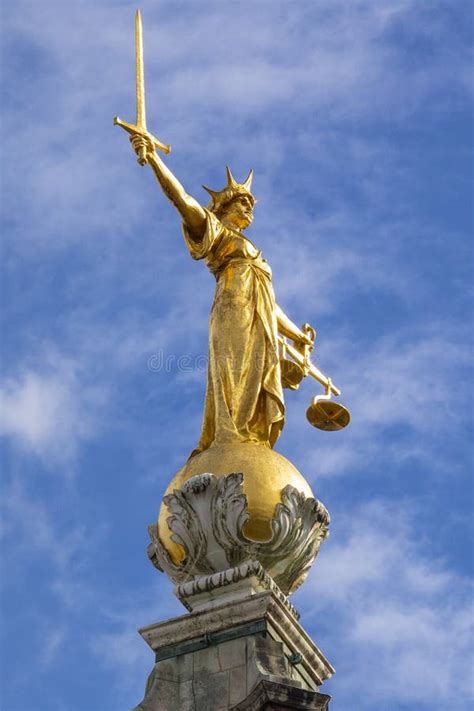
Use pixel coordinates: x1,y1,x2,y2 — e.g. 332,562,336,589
134,674,179,711
175,560,299,617
178,653,194,682
148,473,330,596
252,636,290,678
193,670,229,711
140,593,271,652
153,657,179,681
179,680,195,711
246,634,298,698
134,588,333,710
139,590,334,689
218,637,247,671
229,666,248,706
193,644,221,675
230,679,331,710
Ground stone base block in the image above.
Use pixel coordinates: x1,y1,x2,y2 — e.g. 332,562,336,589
134,590,333,711
231,679,330,710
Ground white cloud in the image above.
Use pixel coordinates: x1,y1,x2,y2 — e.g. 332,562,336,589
296,500,474,708
39,627,67,669
282,322,471,479
1,2,471,711
93,627,150,680
0,355,108,467
90,580,183,697
0,479,87,571
2,0,471,255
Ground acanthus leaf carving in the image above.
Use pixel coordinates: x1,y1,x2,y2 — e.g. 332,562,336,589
148,472,330,596
211,473,250,566
163,484,214,576
255,486,330,593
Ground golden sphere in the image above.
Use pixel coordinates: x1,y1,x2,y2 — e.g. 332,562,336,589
158,443,314,565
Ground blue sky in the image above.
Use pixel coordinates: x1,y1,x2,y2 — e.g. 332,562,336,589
1,1,472,709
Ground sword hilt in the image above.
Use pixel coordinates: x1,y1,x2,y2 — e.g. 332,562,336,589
113,117,172,160
138,144,148,166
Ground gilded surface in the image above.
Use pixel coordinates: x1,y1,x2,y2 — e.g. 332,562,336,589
151,471,329,594
157,443,314,564
183,207,285,453
113,11,347,601
114,10,171,160
128,152,315,450
114,11,349,454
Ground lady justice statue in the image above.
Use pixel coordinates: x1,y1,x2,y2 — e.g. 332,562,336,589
115,11,349,573
130,151,312,455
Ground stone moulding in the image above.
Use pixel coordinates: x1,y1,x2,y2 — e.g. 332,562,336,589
175,560,299,618
138,590,335,691
230,679,331,711
148,472,330,595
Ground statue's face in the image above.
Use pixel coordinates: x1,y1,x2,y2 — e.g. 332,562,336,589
222,195,254,229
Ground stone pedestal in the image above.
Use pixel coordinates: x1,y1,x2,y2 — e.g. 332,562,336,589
134,589,333,711
135,471,334,710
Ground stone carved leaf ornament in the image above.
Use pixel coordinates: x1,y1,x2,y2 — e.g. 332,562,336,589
211,473,250,565
163,487,212,575
255,486,330,593
148,472,330,596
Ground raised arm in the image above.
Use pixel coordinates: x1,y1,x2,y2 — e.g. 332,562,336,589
131,135,206,238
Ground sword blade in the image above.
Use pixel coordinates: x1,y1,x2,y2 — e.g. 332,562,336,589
135,9,146,130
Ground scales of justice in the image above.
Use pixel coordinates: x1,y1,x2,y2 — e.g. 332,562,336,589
116,11,350,711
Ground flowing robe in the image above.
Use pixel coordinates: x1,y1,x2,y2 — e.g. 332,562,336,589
182,209,285,453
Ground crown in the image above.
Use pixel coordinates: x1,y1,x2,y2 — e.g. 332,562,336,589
203,167,255,215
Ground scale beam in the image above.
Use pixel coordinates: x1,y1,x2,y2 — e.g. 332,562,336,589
279,336,341,397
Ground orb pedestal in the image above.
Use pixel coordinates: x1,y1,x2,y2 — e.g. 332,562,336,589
135,443,334,709
158,443,315,565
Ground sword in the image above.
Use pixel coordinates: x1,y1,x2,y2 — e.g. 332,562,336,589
114,9,171,164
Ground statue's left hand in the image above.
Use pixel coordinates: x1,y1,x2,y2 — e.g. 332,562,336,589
293,324,315,355
292,332,313,354
300,323,316,348
300,333,314,347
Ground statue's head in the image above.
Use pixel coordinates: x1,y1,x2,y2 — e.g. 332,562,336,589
203,167,256,229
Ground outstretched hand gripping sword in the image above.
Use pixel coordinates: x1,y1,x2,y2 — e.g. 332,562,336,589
114,9,171,163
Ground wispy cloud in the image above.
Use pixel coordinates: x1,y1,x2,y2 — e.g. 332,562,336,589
283,322,472,479
2,0,471,253
0,478,88,574
1,1,472,710
90,580,183,701
0,479,88,675
296,499,474,708
0,352,108,467
39,627,67,669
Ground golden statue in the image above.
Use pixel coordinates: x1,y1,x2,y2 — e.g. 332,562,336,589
115,11,349,563
136,155,315,453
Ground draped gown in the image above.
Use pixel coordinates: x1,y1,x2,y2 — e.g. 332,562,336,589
182,209,285,454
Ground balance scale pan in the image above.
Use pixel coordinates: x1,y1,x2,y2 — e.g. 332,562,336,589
281,359,304,390
306,400,351,431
